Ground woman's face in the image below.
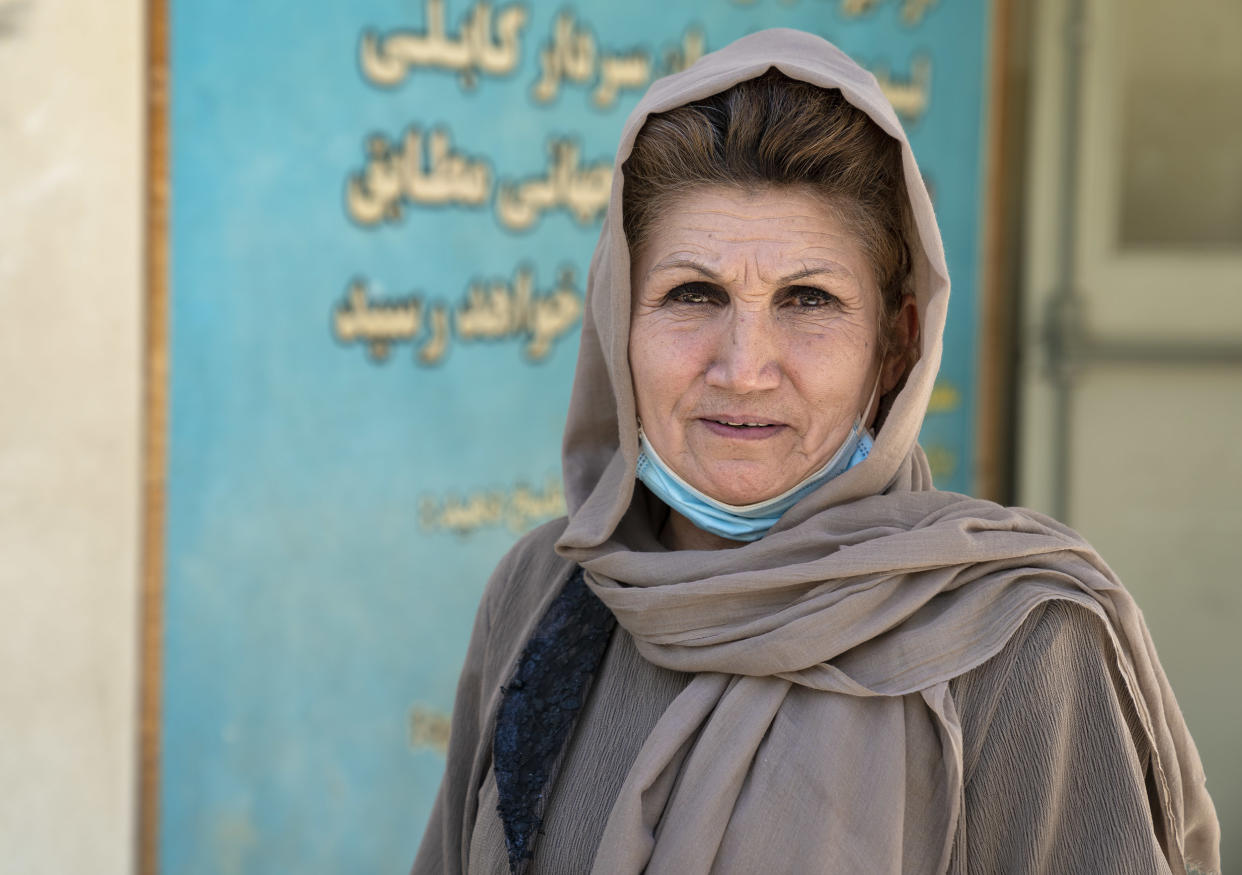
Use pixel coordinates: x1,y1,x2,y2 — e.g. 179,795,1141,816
629,185,899,506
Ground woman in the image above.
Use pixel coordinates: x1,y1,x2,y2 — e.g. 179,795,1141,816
413,29,1219,875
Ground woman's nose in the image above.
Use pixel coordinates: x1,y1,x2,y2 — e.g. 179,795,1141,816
704,310,781,393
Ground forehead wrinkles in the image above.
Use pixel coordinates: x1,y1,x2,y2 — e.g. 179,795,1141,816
637,189,873,290
669,205,845,240
647,236,861,286
657,201,859,246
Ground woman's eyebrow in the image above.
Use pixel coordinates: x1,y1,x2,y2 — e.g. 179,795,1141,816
645,258,851,284
780,264,851,284
645,257,722,281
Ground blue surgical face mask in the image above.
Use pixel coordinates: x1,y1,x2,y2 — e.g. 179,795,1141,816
635,378,881,543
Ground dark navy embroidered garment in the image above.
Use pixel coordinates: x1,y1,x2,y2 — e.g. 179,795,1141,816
493,567,616,874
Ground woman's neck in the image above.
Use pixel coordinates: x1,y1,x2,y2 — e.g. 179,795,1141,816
660,507,746,551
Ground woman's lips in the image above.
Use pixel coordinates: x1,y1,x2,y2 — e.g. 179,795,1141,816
698,417,788,440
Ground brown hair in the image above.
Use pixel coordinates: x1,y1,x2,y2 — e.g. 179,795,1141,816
622,68,913,359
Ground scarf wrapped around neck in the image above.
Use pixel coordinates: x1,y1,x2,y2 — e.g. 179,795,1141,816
553,28,1219,875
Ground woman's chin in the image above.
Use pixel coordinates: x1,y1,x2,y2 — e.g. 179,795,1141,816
693,467,799,507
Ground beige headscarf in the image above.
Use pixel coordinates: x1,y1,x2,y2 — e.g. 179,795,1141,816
553,28,1219,875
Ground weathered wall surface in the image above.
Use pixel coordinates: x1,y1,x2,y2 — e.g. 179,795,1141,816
0,0,143,871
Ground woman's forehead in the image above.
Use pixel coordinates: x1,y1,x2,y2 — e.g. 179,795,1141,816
637,187,875,282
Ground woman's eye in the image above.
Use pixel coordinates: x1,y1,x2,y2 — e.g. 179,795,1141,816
665,283,722,306
787,287,838,308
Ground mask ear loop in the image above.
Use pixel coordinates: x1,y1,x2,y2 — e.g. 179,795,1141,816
860,367,885,435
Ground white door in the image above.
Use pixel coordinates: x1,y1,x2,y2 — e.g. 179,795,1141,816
1019,0,1242,857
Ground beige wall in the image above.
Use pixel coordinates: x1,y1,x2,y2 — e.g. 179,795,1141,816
0,0,143,872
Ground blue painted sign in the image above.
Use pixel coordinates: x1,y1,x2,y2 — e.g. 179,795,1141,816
163,0,991,870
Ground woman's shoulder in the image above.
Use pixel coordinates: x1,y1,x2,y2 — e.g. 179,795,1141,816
452,517,580,707
949,599,1169,872
479,516,578,634
952,598,1126,715
952,598,1149,781
965,597,1113,676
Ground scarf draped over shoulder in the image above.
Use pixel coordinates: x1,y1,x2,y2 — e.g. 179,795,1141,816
550,28,1218,875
